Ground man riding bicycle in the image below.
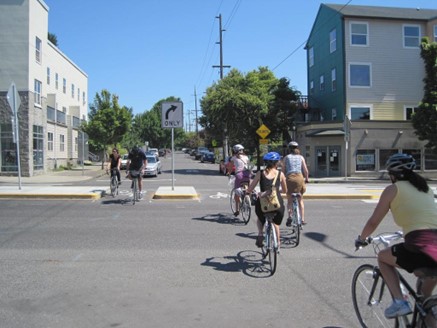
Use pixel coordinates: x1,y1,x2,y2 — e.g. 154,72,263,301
126,146,147,199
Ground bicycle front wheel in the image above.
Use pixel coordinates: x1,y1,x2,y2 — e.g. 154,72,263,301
110,177,117,197
132,178,138,205
352,264,394,328
240,195,251,224
230,188,237,214
290,200,301,246
267,224,277,276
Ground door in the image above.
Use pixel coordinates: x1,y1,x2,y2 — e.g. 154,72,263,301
315,146,341,177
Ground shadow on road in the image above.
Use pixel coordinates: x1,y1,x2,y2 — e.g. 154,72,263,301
192,213,247,226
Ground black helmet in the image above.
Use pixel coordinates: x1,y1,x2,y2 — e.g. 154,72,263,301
386,153,416,173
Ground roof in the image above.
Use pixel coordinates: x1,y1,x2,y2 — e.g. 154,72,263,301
324,3,437,21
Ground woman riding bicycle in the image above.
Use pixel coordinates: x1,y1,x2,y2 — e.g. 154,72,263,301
246,152,287,248
230,144,251,216
356,153,437,319
106,148,121,185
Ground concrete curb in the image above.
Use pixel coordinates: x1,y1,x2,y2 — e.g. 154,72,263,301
0,193,102,200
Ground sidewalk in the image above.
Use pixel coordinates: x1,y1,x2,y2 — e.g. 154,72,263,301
0,164,393,200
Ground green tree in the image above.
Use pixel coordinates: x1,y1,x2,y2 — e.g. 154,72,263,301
82,89,132,164
412,37,437,153
48,32,58,46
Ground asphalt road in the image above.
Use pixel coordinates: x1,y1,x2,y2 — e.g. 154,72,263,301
0,153,404,328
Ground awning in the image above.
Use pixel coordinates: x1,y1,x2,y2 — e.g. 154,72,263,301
306,129,345,137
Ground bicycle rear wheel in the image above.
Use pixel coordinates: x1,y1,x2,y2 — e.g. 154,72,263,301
290,199,301,246
265,224,277,276
352,264,394,327
417,295,437,328
110,177,117,197
132,178,138,205
230,188,237,214
240,194,251,224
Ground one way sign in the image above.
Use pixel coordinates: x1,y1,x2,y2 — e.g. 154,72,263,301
161,101,183,129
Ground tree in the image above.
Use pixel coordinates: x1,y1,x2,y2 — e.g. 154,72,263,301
48,32,58,46
82,90,132,164
412,37,437,153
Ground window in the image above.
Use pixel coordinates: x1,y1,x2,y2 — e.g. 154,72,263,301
63,78,66,94
350,106,371,120
405,106,419,120
77,88,80,101
329,28,336,53
47,67,50,85
75,137,78,152
403,25,420,48
331,68,336,92
379,149,398,170
34,79,42,106
319,75,325,91
434,25,437,42
35,37,42,63
71,84,75,98
33,125,44,170
309,47,314,67
349,63,371,87
60,134,65,152
331,108,337,120
48,132,54,151
55,73,59,89
1,124,17,172
310,80,314,94
82,91,86,105
425,148,437,170
350,22,368,46
356,149,375,171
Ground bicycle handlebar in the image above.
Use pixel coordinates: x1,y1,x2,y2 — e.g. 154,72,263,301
355,231,403,252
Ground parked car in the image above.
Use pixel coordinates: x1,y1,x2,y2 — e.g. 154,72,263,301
158,148,167,157
201,151,215,163
219,156,235,175
143,155,162,177
120,154,129,170
194,147,209,160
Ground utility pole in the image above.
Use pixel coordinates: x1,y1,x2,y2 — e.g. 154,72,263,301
213,14,231,159
194,86,198,136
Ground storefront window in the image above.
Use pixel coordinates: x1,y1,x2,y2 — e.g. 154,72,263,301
1,124,17,172
379,149,398,170
356,149,375,171
424,149,437,170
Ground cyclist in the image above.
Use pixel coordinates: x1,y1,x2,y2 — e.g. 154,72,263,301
355,153,437,319
126,145,148,199
246,152,287,248
282,141,309,226
230,144,251,216
106,148,122,185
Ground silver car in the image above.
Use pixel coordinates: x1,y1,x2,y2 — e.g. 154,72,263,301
143,155,162,177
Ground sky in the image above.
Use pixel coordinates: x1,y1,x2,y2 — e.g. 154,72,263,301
43,0,436,130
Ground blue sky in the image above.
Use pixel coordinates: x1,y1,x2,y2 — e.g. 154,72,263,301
43,0,435,129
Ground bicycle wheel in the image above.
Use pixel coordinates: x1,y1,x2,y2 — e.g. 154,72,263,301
132,178,138,205
290,199,301,246
240,194,251,224
267,223,277,276
352,264,394,328
417,295,437,328
110,177,117,197
230,188,237,214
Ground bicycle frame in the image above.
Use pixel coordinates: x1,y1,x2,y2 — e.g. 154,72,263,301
262,213,278,276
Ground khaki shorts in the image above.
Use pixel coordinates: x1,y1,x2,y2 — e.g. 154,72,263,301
286,173,306,194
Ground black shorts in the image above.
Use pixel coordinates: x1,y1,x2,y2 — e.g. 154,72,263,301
254,199,285,225
392,243,437,273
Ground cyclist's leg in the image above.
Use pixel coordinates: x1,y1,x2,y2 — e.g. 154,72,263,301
422,277,437,298
116,169,121,184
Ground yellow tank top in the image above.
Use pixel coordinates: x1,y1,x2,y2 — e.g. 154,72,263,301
390,181,437,235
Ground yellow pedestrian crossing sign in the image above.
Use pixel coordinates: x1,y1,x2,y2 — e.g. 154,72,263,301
256,124,271,139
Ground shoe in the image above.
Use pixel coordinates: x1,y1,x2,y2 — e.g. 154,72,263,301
233,211,240,216
384,299,412,318
301,221,307,225
255,235,264,248
118,181,122,185
139,191,144,200
286,217,292,227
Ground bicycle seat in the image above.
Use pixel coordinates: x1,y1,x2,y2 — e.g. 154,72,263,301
264,212,276,220
414,267,437,278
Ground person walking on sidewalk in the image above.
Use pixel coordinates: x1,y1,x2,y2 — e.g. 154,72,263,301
282,141,309,226
106,148,122,185
126,146,147,199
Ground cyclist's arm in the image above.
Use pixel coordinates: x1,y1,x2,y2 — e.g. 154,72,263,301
116,157,121,171
301,156,309,182
280,171,287,194
358,184,397,240
246,171,261,194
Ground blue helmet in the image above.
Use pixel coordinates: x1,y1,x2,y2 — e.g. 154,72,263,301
263,152,281,162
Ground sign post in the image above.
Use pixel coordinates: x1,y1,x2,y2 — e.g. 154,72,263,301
6,82,22,190
161,101,183,190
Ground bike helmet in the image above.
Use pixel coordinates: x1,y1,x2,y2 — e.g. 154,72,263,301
288,141,298,148
263,152,281,162
233,144,244,152
386,153,416,173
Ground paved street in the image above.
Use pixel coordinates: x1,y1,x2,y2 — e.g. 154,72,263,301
0,152,433,328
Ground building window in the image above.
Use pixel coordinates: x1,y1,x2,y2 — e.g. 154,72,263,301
309,47,314,67
434,25,437,42
55,73,59,89
319,75,325,91
77,88,80,101
331,108,337,120
350,106,371,120
310,80,314,94
350,22,368,46
425,148,437,170
47,67,50,85
1,124,17,172
403,25,420,48
63,78,66,94
82,91,86,105
331,68,336,92
329,29,336,53
33,125,44,170
379,149,398,170
405,106,419,120
48,132,54,151
60,134,65,152
71,84,75,99
34,79,42,106
35,37,42,63
349,63,371,87
75,137,78,152
356,149,375,171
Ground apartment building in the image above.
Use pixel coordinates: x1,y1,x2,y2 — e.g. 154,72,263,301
298,4,437,178
0,0,88,177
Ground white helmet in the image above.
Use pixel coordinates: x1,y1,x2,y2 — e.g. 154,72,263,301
288,141,298,148
233,144,244,152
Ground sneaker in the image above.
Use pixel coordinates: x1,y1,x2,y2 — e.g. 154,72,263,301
139,191,144,200
384,299,412,318
233,211,240,216
255,235,264,248
286,217,292,227
118,181,122,185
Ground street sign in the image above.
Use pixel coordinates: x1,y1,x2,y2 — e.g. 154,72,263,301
256,124,271,139
259,138,269,145
161,101,183,128
7,82,20,115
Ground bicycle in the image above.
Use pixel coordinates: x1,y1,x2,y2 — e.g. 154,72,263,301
230,182,252,224
108,168,119,197
127,170,141,204
287,192,302,246
352,231,437,328
261,212,279,276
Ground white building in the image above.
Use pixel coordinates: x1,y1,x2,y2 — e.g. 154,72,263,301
0,0,88,176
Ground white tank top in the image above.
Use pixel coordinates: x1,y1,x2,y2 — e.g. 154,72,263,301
285,154,302,175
